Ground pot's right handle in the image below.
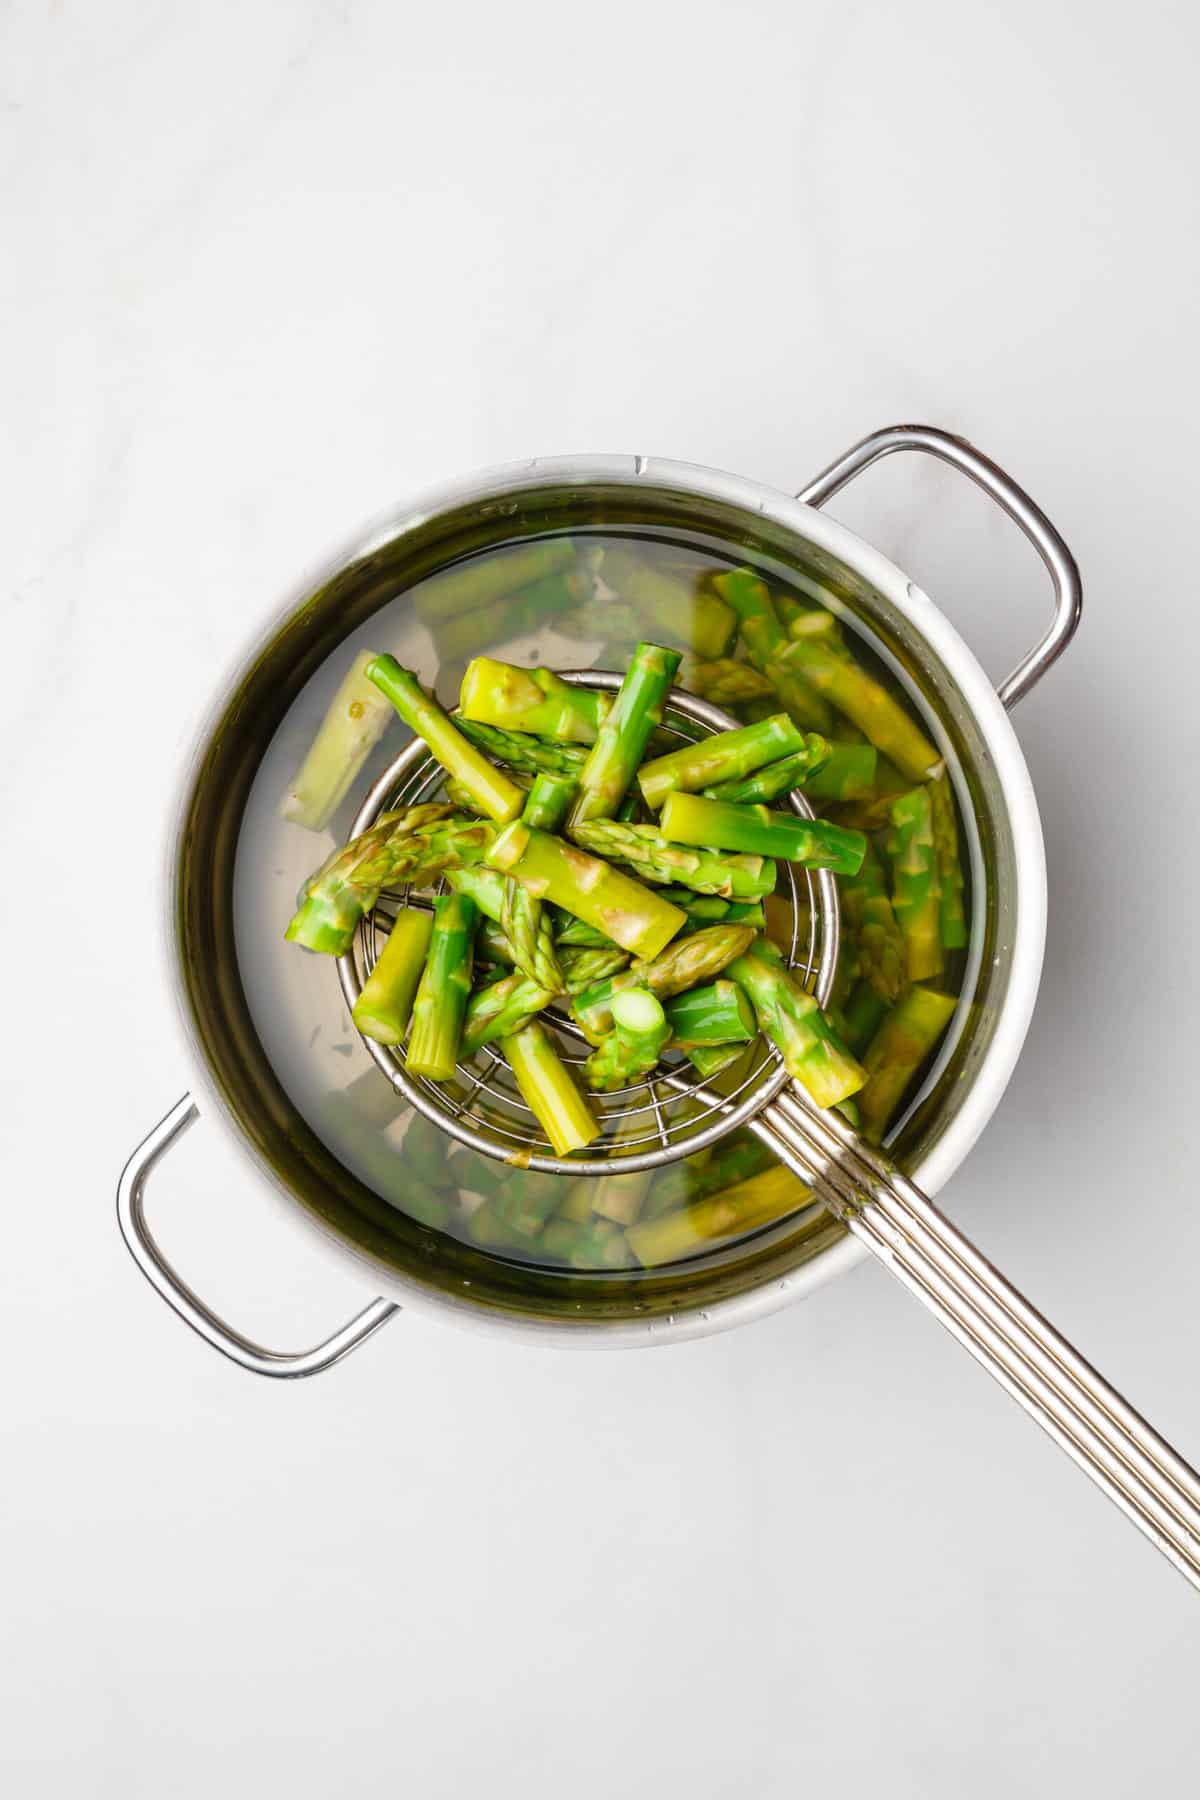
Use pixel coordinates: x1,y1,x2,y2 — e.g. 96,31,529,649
117,1096,397,1377
796,424,1082,710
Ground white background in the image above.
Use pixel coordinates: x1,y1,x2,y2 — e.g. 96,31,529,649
5,0,1200,1792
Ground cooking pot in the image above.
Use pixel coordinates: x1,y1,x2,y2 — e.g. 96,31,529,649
117,425,1078,1374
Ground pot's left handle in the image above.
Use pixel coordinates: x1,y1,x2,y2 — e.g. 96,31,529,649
117,1096,398,1377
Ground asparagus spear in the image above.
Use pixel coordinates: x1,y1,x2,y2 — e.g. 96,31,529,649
676,657,775,707
599,545,737,658
798,742,878,803
558,945,631,992
281,649,396,832
522,771,578,832
590,1168,654,1227
655,891,767,929
462,969,552,1056
886,786,944,982
858,985,957,1141
351,907,435,1045
840,842,906,1003
626,1162,810,1267
542,1216,633,1269
459,658,609,743
584,988,671,1091
569,641,681,825
453,716,590,778
366,656,524,823
703,735,834,805
487,822,685,960
637,713,810,811
728,937,866,1107
475,917,519,968
572,923,755,1042
552,911,616,949
641,1132,773,1217
569,819,777,900
663,980,756,1046
683,1043,745,1079
658,792,867,877
840,979,889,1057
431,572,581,665
405,893,478,1081
929,770,968,950
713,568,836,733
486,777,575,993
414,539,578,624
502,1021,600,1155
777,615,941,781
285,805,468,954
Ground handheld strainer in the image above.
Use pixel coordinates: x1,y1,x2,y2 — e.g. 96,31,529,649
337,671,1200,1588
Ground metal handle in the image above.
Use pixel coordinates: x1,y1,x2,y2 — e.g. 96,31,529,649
797,424,1082,709
116,1095,398,1377
751,1095,1200,1591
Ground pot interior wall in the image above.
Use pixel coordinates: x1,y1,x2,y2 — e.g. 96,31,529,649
175,470,1013,1326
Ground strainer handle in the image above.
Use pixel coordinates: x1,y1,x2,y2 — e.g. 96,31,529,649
796,423,1082,709
116,1095,398,1378
752,1095,1200,1591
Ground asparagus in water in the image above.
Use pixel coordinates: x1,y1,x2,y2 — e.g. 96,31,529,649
405,892,478,1081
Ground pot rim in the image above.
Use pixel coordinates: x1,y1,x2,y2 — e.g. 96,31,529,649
163,451,1047,1348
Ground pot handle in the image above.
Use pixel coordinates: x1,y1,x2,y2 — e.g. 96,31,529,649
796,424,1082,710
116,1095,398,1377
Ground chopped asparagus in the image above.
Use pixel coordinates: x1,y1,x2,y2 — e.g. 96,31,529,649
459,657,610,743
281,649,396,832
800,741,878,803
683,1043,745,1079
626,1163,810,1267
638,713,810,811
285,804,469,954
713,568,836,732
663,980,756,1046
569,819,777,899
728,937,866,1108
677,657,775,707
351,907,435,1045
569,641,681,825
840,979,889,1056
777,616,941,781
366,656,524,823
414,539,578,623
558,945,631,992
659,792,867,877
858,986,958,1140
702,735,833,805
572,923,755,1042
431,572,581,665
600,545,737,658
584,988,671,1092
840,842,906,1003
453,716,590,778
522,771,579,832
886,786,944,982
405,893,478,1081
502,1022,600,1155
487,822,685,960
930,770,968,950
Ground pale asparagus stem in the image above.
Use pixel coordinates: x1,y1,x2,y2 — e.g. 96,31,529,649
930,770,968,950
584,989,671,1092
700,734,832,804
886,785,944,982
522,772,579,832
599,546,737,658
683,1043,744,1079
502,1022,600,1155
713,568,836,733
637,713,810,811
659,792,867,877
285,804,462,954
569,819,776,899
625,1163,811,1267
487,822,685,960
553,892,764,948
414,539,578,624
840,842,906,1003
840,979,889,1056
642,1132,772,1218
858,985,958,1141
431,573,581,666
728,937,866,1108
351,908,434,1045
778,613,942,781
569,641,682,826
676,657,775,707
366,656,524,823
663,980,756,1047
572,923,755,1042
281,649,395,831
404,893,478,1081
458,658,610,742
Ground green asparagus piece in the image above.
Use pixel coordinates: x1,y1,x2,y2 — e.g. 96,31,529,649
886,786,944,982
703,735,834,805
683,1043,745,1079
558,945,631,992
467,1202,541,1253
487,822,685,960
569,641,681,826
366,656,524,823
285,804,464,954
453,717,590,778
641,1132,772,1218
930,771,968,950
462,969,552,1056
663,980,756,1047
600,545,737,658
401,1109,456,1190
569,819,777,900
522,771,578,832
801,742,878,803
728,937,866,1108
655,891,767,929
414,538,578,624
502,1021,600,1156
281,649,396,832
777,614,941,781
405,893,478,1081
584,988,671,1092
858,985,958,1141
552,911,616,949
459,658,610,743
475,917,518,968
637,713,810,811
590,1167,654,1227
840,842,906,1003
500,874,564,994
431,572,581,666
542,1216,632,1269
677,657,775,707
713,568,836,733
659,792,867,877
626,1162,809,1267
840,979,890,1056
351,907,435,1045
572,923,755,1042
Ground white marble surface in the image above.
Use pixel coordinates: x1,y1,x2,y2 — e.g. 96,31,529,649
5,0,1200,1791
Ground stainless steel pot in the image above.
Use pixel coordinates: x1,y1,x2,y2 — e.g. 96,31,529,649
117,425,1080,1376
